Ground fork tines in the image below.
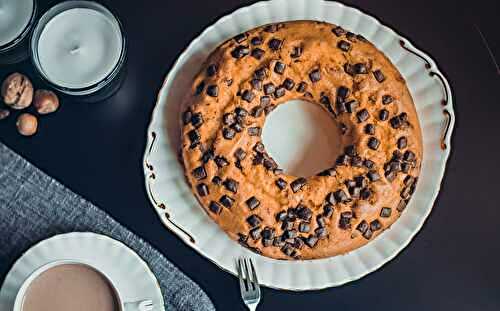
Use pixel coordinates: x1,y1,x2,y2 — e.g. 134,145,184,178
237,257,261,301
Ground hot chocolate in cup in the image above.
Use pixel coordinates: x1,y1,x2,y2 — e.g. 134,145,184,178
13,260,124,311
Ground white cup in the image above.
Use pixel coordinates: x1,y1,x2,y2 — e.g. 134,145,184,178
13,259,128,311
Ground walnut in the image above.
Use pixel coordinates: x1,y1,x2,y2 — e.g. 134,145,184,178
0,109,9,120
1,73,34,109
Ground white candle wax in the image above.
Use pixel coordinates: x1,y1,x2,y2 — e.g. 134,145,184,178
36,7,123,89
0,0,34,47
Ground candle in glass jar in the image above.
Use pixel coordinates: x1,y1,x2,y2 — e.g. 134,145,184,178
31,1,125,95
0,0,35,47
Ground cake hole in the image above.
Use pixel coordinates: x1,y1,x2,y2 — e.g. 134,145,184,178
262,99,342,177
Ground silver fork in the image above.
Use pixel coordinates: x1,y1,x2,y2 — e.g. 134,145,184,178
237,257,261,311
124,299,154,311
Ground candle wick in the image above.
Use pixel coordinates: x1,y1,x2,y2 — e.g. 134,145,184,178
69,46,80,54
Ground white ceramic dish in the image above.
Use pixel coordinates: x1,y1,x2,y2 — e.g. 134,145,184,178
0,232,165,310
143,0,454,290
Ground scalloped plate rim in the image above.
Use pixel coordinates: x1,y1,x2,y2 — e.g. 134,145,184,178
142,0,455,291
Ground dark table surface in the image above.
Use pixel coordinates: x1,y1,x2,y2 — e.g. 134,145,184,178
1,0,499,310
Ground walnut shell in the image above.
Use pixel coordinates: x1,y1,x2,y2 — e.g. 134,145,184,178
0,109,9,120
1,73,34,110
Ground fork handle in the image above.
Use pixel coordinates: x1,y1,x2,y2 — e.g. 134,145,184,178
246,304,258,311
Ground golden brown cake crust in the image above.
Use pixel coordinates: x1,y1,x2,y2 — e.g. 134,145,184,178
180,21,423,260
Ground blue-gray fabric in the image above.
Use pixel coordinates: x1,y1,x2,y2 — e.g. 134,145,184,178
0,143,215,311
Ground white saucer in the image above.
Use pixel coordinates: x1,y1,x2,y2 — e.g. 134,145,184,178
0,232,165,311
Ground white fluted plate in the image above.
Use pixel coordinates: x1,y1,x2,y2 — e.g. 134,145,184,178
0,232,165,310
143,0,454,290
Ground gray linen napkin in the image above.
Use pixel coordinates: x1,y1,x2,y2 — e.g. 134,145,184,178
0,142,215,311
